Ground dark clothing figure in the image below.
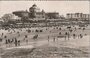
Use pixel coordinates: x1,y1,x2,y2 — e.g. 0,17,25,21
40,30,43,32
53,37,55,42
5,39,8,44
18,40,20,46
73,34,76,39
65,32,68,35
70,29,73,32
85,34,87,36
46,28,47,30
59,32,61,35
8,39,10,43
1,33,4,36
4,36,7,38
59,28,61,30
25,35,28,38
33,34,38,40
83,28,85,31
27,30,31,33
5,39,8,47
56,27,58,29
14,38,18,46
80,34,83,38
36,29,38,32
0,38,2,42
48,36,49,42
17,31,19,34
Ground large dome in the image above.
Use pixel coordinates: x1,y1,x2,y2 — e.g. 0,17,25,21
29,4,40,12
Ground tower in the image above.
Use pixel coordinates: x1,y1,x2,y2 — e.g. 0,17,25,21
29,4,41,18
29,4,40,13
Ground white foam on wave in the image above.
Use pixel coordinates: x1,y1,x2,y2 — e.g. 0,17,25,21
6,45,34,50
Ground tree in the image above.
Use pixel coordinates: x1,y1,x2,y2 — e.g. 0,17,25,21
2,13,13,22
2,13,20,23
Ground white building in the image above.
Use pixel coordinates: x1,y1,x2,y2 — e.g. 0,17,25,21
66,13,90,20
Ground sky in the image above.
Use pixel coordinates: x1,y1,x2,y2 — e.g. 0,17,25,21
0,1,89,18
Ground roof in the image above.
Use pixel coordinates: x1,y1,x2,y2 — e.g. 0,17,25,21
32,4,37,7
46,12,59,14
30,4,40,10
36,12,43,14
13,10,28,13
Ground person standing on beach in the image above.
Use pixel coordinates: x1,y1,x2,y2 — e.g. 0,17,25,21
14,38,18,46
53,37,55,42
73,34,76,39
48,36,50,42
67,32,70,40
80,34,83,38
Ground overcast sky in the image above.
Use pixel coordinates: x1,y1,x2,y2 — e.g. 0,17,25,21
0,1,89,18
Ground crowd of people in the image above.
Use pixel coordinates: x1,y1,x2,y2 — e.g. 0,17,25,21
0,25,89,48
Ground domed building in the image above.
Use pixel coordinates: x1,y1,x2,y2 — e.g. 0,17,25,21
13,4,59,19
29,4,45,18
29,4,40,12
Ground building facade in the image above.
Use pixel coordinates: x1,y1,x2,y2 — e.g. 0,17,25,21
66,13,90,20
29,4,46,18
13,11,29,18
46,12,59,19
13,4,60,19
